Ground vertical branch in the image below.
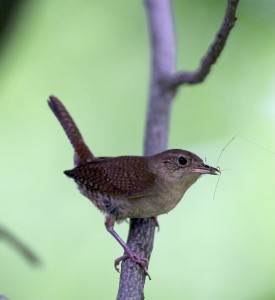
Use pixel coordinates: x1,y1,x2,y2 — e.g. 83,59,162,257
144,0,177,156
117,0,177,299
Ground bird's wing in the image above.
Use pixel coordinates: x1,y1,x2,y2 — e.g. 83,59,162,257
64,156,158,199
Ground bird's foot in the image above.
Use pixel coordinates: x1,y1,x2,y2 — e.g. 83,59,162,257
114,248,151,280
105,220,151,279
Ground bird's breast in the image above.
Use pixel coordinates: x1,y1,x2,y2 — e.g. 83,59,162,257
116,182,187,219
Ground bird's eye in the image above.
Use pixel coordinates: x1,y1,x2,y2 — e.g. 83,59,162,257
178,156,187,166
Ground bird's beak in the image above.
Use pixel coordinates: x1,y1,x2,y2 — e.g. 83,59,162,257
191,164,220,175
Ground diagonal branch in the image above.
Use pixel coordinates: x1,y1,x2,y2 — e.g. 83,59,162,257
168,0,239,87
0,226,41,265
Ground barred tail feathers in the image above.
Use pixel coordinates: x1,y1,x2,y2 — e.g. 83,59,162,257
48,95,94,165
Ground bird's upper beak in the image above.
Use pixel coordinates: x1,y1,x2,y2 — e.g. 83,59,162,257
191,164,220,175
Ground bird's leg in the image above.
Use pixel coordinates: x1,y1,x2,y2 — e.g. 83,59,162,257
105,215,151,279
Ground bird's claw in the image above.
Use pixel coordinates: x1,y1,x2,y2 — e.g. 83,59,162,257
114,251,151,280
151,216,160,231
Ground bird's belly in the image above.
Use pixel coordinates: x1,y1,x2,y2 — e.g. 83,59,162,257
116,193,184,220
78,182,185,220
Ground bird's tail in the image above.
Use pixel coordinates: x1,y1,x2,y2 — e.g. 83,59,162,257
48,95,94,166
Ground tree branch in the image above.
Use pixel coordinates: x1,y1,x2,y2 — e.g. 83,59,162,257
117,1,177,299
0,226,40,265
117,0,239,299
168,0,239,87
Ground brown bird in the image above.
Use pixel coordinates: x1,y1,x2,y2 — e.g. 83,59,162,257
48,95,219,278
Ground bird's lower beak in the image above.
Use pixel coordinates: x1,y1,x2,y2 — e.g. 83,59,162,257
191,164,220,175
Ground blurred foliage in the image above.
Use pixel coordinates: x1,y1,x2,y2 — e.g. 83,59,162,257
0,0,25,42
0,0,275,299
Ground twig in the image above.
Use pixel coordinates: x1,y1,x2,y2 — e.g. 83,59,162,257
168,0,239,87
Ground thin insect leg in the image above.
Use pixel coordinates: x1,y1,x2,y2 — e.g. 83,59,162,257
213,136,236,200
216,136,236,166
236,135,275,155
213,172,222,200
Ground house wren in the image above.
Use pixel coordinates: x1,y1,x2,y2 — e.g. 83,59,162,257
48,95,219,278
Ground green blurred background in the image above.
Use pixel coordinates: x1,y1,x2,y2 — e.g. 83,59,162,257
1,0,275,299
